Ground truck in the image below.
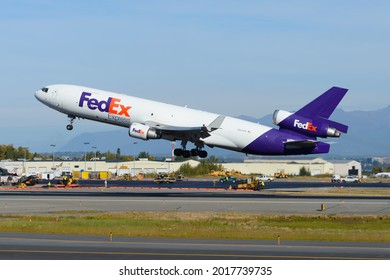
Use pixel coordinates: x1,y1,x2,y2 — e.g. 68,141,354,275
332,175,361,183
341,176,361,183
256,175,275,182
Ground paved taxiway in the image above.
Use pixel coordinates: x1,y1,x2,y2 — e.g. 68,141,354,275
0,232,389,260
1,188,390,215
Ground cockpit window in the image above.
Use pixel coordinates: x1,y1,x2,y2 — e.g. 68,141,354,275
41,87,49,93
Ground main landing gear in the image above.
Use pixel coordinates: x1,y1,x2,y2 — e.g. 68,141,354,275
66,115,75,131
174,148,208,158
174,140,208,158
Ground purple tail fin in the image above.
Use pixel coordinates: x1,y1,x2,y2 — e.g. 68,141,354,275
296,87,348,119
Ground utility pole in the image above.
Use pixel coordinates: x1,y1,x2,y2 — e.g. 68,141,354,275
50,144,56,176
23,146,29,175
92,146,97,172
133,142,138,176
84,142,90,172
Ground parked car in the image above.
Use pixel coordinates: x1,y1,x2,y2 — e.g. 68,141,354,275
331,175,341,183
176,174,188,181
219,176,238,183
341,176,361,183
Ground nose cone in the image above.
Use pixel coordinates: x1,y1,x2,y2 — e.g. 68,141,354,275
35,89,43,102
35,87,49,103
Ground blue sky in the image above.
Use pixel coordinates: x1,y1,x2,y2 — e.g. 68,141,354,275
0,0,389,152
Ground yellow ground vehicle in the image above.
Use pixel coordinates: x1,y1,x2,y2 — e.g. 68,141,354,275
209,170,226,177
228,170,242,176
17,175,39,189
274,172,289,178
234,178,265,190
55,175,79,188
154,173,176,184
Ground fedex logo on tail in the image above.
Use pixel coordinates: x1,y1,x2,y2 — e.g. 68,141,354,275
294,119,317,132
78,92,131,117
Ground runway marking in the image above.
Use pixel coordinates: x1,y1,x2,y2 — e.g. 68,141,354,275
0,236,389,252
0,249,387,260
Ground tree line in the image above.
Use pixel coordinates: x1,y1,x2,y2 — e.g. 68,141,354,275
0,145,40,161
0,144,157,162
176,156,223,176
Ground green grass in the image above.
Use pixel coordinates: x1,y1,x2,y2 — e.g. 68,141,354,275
268,188,390,197
1,212,389,242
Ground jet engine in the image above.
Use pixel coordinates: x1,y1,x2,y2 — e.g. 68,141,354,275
272,110,346,138
129,123,161,140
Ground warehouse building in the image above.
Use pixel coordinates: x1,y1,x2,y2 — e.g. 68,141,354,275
223,158,361,177
0,159,199,178
1,157,361,178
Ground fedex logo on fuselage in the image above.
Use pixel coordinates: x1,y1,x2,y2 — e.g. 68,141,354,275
78,92,131,117
294,119,317,132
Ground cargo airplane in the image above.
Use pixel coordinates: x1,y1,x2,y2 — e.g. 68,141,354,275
35,85,348,158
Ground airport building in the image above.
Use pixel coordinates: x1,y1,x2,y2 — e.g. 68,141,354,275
223,158,362,177
1,157,361,178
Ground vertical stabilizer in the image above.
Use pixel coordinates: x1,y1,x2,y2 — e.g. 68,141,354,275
296,87,348,119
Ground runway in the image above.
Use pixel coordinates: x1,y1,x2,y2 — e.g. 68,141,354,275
1,181,389,260
0,232,389,260
1,187,390,214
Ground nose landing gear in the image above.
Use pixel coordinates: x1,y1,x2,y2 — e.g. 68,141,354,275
66,115,75,131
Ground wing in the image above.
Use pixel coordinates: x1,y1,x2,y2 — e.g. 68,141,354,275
144,115,226,144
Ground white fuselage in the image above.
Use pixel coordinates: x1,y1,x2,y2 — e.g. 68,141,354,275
35,84,272,153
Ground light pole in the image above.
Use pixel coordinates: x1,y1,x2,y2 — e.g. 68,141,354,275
133,142,138,177
92,146,97,172
84,142,89,172
23,146,29,175
50,144,56,176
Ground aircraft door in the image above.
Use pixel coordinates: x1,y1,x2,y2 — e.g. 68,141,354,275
51,88,62,109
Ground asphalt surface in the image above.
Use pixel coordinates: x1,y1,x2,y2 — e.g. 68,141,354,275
52,178,390,190
1,190,390,214
0,232,389,260
1,179,390,214
1,179,389,260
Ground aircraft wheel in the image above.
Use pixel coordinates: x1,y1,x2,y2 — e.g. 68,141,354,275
190,149,198,156
198,150,208,158
174,148,183,156
182,150,191,158
66,124,73,131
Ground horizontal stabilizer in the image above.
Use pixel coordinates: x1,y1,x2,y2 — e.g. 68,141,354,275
284,139,318,150
319,117,348,134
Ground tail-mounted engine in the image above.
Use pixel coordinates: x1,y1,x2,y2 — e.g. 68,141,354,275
129,123,161,140
272,110,348,138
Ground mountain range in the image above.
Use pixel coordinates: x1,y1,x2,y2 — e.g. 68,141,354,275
57,106,390,158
